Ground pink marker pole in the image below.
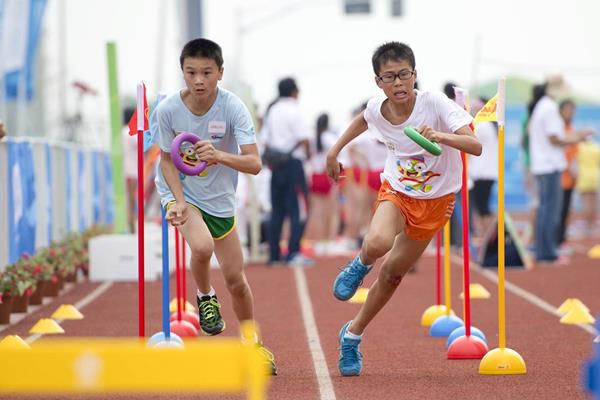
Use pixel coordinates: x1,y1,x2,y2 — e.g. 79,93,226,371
436,231,441,305
175,228,182,322
136,82,145,338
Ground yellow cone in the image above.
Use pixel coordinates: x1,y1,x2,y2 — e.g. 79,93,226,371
349,288,369,304
29,318,65,334
169,299,195,313
51,304,84,320
560,304,596,325
0,335,31,349
460,283,491,299
557,298,589,315
588,244,600,259
420,305,455,327
479,347,527,375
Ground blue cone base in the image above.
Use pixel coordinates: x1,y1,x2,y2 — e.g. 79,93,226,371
446,326,487,348
147,331,184,347
429,315,464,337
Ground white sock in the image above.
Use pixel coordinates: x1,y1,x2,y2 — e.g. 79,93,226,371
344,328,362,340
197,287,215,298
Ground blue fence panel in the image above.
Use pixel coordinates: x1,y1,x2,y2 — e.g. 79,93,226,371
7,141,36,263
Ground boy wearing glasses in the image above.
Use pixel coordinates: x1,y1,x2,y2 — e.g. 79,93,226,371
326,42,481,376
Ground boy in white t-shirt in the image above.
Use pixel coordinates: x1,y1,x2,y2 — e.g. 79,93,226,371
326,42,481,376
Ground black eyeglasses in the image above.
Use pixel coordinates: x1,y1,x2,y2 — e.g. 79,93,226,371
377,70,415,83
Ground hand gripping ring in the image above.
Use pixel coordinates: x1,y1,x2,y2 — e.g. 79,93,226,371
170,132,208,175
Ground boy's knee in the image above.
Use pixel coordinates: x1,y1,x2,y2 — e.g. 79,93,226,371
380,269,403,287
225,276,249,297
189,241,214,261
363,234,393,258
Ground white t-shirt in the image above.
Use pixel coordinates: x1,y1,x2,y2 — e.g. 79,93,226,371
354,130,387,170
153,87,256,218
310,129,338,174
529,96,566,175
468,121,498,181
261,97,309,160
363,90,472,199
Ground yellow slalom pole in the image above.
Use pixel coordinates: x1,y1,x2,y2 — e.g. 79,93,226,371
479,78,526,374
443,222,451,315
497,123,506,349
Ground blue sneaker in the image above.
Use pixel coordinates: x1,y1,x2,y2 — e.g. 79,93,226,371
332,259,372,301
338,321,362,376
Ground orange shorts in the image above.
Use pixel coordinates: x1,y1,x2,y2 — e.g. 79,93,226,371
376,180,455,241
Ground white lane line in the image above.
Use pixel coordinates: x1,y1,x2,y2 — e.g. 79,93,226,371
451,254,599,337
26,281,114,344
293,267,336,400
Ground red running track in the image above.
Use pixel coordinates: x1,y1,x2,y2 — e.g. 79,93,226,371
1,242,598,400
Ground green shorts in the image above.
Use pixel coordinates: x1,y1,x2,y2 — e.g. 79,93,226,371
166,201,236,240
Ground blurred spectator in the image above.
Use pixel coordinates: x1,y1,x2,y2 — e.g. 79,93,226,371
575,135,600,236
521,83,547,245
122,106,137,233
443,81,462,247
528,75,591,265
262,77,313,266
0,119,7,140
307,113,340,255
468,97,498,239
557,99,578,253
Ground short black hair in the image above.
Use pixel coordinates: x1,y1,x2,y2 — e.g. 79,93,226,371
559,98,575,110
123,106,136,126
278,77,298,97
180,38,223,69
443,82,457,100
372,42,415,75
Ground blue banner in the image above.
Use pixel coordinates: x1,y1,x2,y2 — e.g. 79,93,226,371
7,141,36,263
45,143,52,242
92,152,101,224
2,0,47,101
104,152,114,225
64,148,72,231
78,150,86,231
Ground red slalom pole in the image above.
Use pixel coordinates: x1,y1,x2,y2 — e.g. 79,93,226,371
460,152,472,336
436,231,441,305
136,82,145,338
175,228,182,322
182,237,187,313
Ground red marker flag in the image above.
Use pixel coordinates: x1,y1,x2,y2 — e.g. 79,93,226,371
128,83,149,136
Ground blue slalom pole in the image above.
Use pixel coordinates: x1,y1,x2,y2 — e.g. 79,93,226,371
161,207,170,339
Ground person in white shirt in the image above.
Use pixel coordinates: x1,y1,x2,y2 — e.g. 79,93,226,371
468,97,498,239
121,107,138,233
327,42,481,376
261,77,312,266
528,75,591,265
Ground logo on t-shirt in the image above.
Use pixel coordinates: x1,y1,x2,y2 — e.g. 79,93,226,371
397,156,440,193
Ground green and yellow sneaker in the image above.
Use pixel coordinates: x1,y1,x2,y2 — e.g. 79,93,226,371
257,343,278,376
197,295,225,336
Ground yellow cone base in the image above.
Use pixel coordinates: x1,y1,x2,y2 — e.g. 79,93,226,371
349,288,369,304
560,305,595,324
460,283,491,299
479,347,526,375
29,319,65,334
52,305,84,320
0,335,31,349
557,298,589,315
169,298,195,313
420,305,455,327
588,244,600,258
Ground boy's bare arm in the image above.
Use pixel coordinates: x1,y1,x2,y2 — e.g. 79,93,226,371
160,151,189,225
326,111,369,181
194,141,262,175
420,125,482,156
